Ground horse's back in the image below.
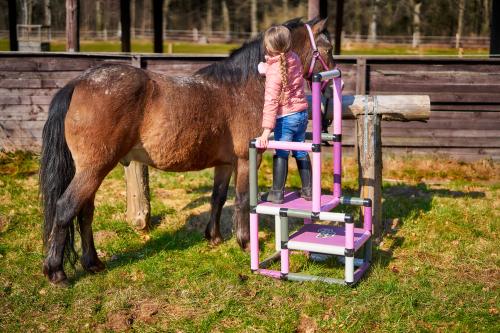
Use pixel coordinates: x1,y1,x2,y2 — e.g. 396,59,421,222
65,64,150,171
136,72,237,171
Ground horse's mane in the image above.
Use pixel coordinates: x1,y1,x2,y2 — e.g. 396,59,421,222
196,17,322,85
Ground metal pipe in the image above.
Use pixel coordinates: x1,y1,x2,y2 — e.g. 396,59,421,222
250,213,259,271
249,145,258,208
317,69,342,81
254,140,313,152
333,77,343,197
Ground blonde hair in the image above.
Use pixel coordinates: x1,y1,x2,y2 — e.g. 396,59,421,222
263,25,291,103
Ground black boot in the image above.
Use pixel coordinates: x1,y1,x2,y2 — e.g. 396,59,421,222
295,155,312,201
263,156,288,204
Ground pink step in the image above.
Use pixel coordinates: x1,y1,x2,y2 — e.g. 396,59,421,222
258,191,338,211
287,224,371,255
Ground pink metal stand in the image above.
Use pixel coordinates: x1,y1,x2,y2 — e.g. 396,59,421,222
248,69,373,286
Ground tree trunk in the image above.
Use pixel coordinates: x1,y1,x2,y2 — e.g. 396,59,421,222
251,0,257,37
282,0,288,18
20,0,28,25
153,0,164,53
412,1,421,48
43,0,51,27
308,0,320,20
131,0,135,38
354,0,361,42
368,0,379,43
334,0,344,55
491,0,500,57
481,0,490,35
142,0,148,37
206,0,213,38
66,0,79,52
222,0,231,42
7,0,18,51
120,0,131,52
163,0,171,38
95,0,102,38
456,0,465,49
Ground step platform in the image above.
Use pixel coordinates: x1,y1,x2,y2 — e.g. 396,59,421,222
257,191,338,211
287,224,371,256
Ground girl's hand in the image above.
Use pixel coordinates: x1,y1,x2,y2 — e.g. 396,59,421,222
258,128,271,148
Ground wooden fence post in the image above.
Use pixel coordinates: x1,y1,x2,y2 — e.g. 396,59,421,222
124,55,151,230
356,100,382,241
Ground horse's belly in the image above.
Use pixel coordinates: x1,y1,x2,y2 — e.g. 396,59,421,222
129,134,230,171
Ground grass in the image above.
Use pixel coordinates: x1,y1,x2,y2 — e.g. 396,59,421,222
0,38,489,56
0,151,499,332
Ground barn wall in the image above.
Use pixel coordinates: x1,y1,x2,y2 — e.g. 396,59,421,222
1,53,499,161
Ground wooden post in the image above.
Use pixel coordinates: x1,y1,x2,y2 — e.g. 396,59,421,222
356,97,382,242
124,55,151,230
319,0,328,19
334,0,344,55
153,0,164,53
355,58,367,95
125,161,151,230
8,0,18,51
120,0,131,52
66,0,79,52
491,0,500,57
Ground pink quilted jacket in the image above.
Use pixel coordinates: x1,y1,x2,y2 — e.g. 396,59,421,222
260,51,308,129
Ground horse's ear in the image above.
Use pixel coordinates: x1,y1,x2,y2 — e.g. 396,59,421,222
312,17,328,34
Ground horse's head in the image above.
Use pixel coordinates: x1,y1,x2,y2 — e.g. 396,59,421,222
285,17,335,80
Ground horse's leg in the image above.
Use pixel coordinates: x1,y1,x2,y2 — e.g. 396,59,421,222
43,170,104,285
234,158,251,250
78,195,105,273
205,164,233,245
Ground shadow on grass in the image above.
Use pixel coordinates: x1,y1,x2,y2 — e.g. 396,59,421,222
102,225,205,273
376,182,485,267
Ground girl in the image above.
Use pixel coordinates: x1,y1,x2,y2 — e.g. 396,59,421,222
258,25,312,204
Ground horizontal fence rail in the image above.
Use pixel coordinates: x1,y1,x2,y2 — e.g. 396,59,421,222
0,52,499,161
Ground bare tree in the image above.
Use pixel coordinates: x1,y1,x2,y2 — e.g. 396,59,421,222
222,0,231,41
456,0,465,48
20,0,33,25
206,0,213,37
131,0,136,38
251,0,257,37
412,0,422,48
368,0,379,43
163,0,171,37
43,0,51,26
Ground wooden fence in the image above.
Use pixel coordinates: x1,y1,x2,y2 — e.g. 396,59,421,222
1,53,500,161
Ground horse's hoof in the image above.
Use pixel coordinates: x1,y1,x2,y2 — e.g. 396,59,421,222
81,257,106,274
43,263,69,287
237,238,250,252
209,237,223,246
205,229,223,246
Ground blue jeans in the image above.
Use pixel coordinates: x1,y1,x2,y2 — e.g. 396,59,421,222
274,110,308,158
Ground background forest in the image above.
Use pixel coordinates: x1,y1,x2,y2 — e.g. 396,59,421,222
0,0,492,43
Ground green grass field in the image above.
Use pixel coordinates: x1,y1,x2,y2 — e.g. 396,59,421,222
0,151,498,332
0,38,489,56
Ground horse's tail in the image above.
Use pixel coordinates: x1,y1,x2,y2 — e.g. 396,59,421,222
39,80,78,266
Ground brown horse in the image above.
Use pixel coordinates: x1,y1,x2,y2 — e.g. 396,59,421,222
39,18,335,286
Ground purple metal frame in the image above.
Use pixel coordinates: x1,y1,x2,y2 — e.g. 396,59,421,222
249,69,373,285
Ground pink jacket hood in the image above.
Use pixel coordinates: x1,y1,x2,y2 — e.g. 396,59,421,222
261,51,309,129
